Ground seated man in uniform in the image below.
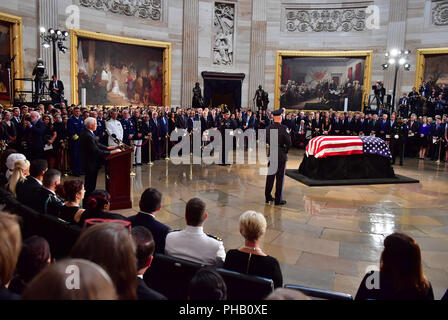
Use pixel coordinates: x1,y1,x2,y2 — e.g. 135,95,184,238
165,198,226,267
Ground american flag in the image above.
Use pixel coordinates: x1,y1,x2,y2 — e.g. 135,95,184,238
306,136,391,159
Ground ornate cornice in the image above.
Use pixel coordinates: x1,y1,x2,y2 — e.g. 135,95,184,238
79,0,162,21
432,1,448,26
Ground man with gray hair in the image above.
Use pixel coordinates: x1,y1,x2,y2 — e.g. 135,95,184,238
24,110,46,160
80,117,121,201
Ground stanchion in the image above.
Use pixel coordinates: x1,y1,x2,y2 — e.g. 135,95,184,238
165,134,170,160
130,141,136,177
436,139,442,164
190,131,193,156
63,141,69,177
148,136,154,166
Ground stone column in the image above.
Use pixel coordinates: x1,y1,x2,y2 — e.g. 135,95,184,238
38,0,59,77
181,0,199,107
248,0,267,110
383,0,408,108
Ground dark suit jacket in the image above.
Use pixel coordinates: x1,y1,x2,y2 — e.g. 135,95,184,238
127,212,170,254
16,177,42,207
0,286,20,300
207,114,219,128
266,122,291,163
25,120,46,156
137,277,166,301
79,129,110,172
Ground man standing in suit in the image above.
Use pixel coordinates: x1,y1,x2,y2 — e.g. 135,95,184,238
398,93,410,118
265,109,291,206
24,111,46,160
79,117,121,202
127,188,170,254
49,75,64,105
16,159,48,207
131,227,167,300
32,169,64,216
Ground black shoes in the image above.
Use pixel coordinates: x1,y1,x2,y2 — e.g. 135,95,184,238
265,196,274,203
275,200,287,206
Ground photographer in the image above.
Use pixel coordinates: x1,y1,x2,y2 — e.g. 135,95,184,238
32,58,47,103
373,82,386,108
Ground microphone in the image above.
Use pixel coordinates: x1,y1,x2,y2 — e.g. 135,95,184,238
111,134,117,139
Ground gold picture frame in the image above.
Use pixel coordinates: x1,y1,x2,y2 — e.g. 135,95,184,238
0,12,23,106
274,50,373,112
70,29,172,107
414,48,448,88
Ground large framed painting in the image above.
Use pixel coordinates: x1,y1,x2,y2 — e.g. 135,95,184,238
0,12,23,107
70,29,171,107
274,50,372,112
415,48,448,90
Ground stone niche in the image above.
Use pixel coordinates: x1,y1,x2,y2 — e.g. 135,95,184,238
282,1,374,33
213,1,235,66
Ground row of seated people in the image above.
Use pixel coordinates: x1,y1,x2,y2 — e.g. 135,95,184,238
1,157,447,300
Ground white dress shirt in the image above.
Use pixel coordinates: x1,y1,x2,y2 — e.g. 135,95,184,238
165,225,226,267
106,119,124,146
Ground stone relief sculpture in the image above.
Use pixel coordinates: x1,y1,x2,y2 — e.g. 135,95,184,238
79,0,162,21
285,7,371,32
432,1,448,26
213,3,235,66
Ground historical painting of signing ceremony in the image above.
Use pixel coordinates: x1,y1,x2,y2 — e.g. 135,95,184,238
1,0,448,313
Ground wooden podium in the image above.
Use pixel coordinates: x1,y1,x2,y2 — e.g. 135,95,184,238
105,148,132,210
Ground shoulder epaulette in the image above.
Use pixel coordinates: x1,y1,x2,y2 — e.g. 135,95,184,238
206,233,222,241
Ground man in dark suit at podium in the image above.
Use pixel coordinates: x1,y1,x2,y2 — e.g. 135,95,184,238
127,188,171,254
80,117,121,201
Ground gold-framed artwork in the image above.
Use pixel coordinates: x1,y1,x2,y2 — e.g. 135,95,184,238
70,29,171,107
274,50,373,112
0,12,23,107
414,48,448,88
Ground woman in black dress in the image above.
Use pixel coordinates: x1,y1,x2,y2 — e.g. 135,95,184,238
355,233,434,300
224,211,283,288
42,114,57,169
56,179,85,224
321,117,332,135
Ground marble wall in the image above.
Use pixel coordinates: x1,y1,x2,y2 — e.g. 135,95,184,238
0,0,447,109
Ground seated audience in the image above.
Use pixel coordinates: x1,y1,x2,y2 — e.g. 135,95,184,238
128,188,170,254
165,198,226,266
70,222,137,300
9,236,51,295
188,268,227,301
16,159,48,206
0,212,21,300
21,259,117,300
76,190,127,227
5,158,30,197
130,226,166,300
355,232,434,300
56,179,85,223
32,169,64,216
224,210,283,288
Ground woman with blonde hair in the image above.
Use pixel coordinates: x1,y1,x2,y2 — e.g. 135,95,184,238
6,158,30,197
224,210,283,288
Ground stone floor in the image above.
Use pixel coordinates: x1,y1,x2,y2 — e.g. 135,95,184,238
94,148,448,299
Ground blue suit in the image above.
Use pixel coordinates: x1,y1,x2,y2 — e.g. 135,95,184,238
121,118,135,146
127,212,170,254
67,116,84,175
24,120,46,160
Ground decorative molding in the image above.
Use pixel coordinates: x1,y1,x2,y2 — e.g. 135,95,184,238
432,1,448,26
213,2,235,66
284,5,372,32
79,0,162,21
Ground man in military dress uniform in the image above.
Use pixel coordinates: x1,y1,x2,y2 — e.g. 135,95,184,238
131,109,144,165
67,107,84,176
265,109,291,205
106,108,124,147
218,108,232,166
165,198,226,267
120,109,135,147
390,117,408,166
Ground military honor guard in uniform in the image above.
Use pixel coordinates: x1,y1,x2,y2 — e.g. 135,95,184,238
131,109,144,165
67,107,84,176
265,109,291,206
390,117,408,166
218,108,232,166
106,108,124,147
